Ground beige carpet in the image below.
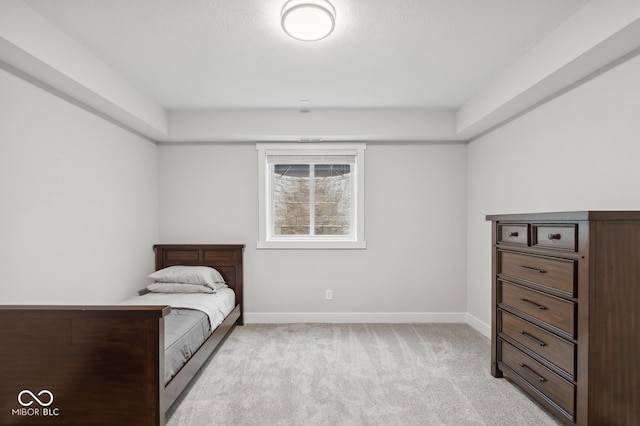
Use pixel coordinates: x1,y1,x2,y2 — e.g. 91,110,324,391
166,323,561,426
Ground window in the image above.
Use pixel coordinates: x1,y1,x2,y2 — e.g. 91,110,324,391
257,143,366,249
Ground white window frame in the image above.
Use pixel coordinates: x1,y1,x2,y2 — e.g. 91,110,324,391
257,143,366,249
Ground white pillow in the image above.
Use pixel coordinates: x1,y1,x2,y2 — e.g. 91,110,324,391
147,282,215,294
149,265,226,290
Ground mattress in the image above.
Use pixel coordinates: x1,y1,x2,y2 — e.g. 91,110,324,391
120,287,236,383
164,308,210,383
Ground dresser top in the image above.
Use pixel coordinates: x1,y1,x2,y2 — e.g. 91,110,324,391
486,211,640,222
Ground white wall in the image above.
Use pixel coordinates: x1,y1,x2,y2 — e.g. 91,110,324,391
466,53,640,329
158,142,468,322
7,36,636,330
0,67,159,304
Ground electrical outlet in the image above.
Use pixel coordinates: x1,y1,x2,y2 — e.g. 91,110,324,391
325,290,333,300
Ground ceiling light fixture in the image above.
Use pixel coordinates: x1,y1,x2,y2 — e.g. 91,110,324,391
281,0,336,42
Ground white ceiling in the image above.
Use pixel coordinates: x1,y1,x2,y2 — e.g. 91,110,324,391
2,0,640,142
23,0,588,110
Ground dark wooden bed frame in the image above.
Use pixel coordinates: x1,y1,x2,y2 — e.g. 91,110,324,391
0,244,244,426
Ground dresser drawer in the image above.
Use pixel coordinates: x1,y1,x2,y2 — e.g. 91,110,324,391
499,310,575,378
498,224,529,246
499,250,576,296
499,340,575,418
533,224,577,251
500,281,575,337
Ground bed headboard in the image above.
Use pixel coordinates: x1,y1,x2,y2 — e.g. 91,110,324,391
153,244,244,312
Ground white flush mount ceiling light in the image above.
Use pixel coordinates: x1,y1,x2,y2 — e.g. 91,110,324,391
281,0,336,42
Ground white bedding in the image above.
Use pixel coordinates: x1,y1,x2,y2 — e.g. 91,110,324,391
120,287,236,330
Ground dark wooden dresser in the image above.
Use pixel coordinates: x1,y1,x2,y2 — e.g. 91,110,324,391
486,211,640,425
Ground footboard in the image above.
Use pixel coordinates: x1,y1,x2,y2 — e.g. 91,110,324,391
0,305,169,426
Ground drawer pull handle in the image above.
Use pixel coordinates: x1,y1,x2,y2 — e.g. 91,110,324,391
520,298,547,310
547,233,562,240
519,265,547,274
509,232,519,237
519,363,547,382
519,331,547,346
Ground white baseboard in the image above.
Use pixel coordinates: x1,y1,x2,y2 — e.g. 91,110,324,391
465,313,491,338
244,312,491,337
245,312,468,324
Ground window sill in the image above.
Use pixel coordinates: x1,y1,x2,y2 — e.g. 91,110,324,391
257,240,367,250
